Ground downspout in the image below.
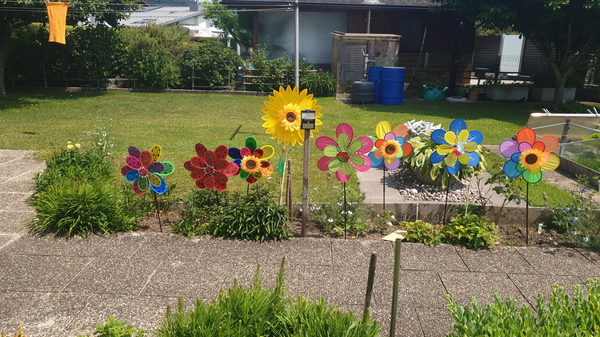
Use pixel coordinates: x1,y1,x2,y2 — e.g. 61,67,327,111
367,10,371,34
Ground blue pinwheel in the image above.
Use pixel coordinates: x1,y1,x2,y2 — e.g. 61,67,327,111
430,119,483,175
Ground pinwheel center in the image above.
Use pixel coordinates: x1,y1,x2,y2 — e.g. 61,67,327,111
138,167,148,177
525,153,538,164
336,152,350,162
246,160,257,169
453,145,462,156
385,144,396,154
286,112,296,122
204,165,215,175
241,156,261,174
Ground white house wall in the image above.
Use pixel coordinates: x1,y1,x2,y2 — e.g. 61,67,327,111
258,11,347,65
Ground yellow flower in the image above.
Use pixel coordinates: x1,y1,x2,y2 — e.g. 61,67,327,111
519,148,549,173
241,156,261,174
75,143,81,149
261,86,322,146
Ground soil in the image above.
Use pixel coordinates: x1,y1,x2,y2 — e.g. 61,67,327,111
136,211,576,248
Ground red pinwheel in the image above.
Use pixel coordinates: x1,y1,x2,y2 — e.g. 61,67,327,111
184,143,239,191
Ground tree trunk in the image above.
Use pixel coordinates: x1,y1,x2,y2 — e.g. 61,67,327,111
553,75,567,105
0,20,12,98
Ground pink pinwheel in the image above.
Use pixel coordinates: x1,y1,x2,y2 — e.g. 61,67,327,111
184,143,239,191
316,123,373,182
499,127,560,184
121,145,174,194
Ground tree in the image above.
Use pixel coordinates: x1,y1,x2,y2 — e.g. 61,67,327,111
431,0,600,104
202,0,252,49
0,0,141,97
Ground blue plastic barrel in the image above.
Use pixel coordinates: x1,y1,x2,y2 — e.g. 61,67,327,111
380,67,405,105
367,66,383,103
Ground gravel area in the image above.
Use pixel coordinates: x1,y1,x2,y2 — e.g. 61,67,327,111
390,166,488,204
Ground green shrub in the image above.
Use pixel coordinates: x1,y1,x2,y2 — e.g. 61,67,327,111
31,179,138,237
401,215,499,249
403,220,445,246
548,178,600,248
310,185,369,237
444,214,499,249
157,260,381,337
300,70,337,97
180,39,243,89
78,316,145,337
172,189,232,237
212,186,292,241
175,186,291,241
34,148,113,194
446,278,600,337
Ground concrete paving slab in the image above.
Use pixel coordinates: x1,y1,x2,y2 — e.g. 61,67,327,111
262,237,333,266
196,237,280,266
515,246,600,276
439,271,527,307
0,210,34,233
131,233,205,262
0,255,92,292
0,234,21,251
371,307,424,337
331,239,394,267
508,273,583,307
401,243,469,271
62,258,162,295
357,167,404,204
0,178,38,194
577,248,600,264
415,307,456,337
0,291,90,337
64,294,177,336
455,246,537,274
372,269,448,310
0,193,32,212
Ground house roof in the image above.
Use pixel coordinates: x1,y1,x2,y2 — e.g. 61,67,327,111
220,0,434,10
119,5,225,37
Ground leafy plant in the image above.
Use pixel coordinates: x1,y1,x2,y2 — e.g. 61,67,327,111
172,189,232,237
180,39,244,89
547,177,600,248
402,131,485,189
78,316,145,337
582,133,600,141
446,278,600,337
368,210,397,234
211,186,292,241
444,214,499,249
485,172,524,225
157,259,381,337
402,220,445,247
310,183,369,237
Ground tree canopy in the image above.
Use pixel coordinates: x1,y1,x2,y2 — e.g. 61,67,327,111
431,0,600,104
202,0,252,49
0,0,141,96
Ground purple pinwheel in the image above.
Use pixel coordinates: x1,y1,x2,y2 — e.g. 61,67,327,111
316,123,373,182
121,145,174,194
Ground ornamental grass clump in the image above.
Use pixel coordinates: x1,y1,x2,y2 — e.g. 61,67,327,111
157,259,381,337
446,278,600,337
31,144,138,238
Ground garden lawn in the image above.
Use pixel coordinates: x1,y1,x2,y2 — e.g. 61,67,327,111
0,90,569,205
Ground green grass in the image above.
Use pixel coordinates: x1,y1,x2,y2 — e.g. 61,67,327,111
0,89,571,204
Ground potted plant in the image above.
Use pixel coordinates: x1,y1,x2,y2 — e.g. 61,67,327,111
531,72,578,101
402,130,486,188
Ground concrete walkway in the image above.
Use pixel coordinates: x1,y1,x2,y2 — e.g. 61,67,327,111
1,150,600,336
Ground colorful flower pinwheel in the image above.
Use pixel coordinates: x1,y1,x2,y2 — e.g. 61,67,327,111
229,136,275,184
369,121,413,170
316,123,374,182
261,86,323,146
499,127,560,183
121,145,174,194
430,119,483,175
184,143,239,191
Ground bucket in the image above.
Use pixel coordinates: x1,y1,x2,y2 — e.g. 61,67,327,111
434,86,446,101
423,86,447,102
380,67,405,105
368,66,383,103
351,81,374,104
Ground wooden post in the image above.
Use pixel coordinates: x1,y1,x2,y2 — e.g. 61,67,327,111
363,252,378,323
301,129,310,237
